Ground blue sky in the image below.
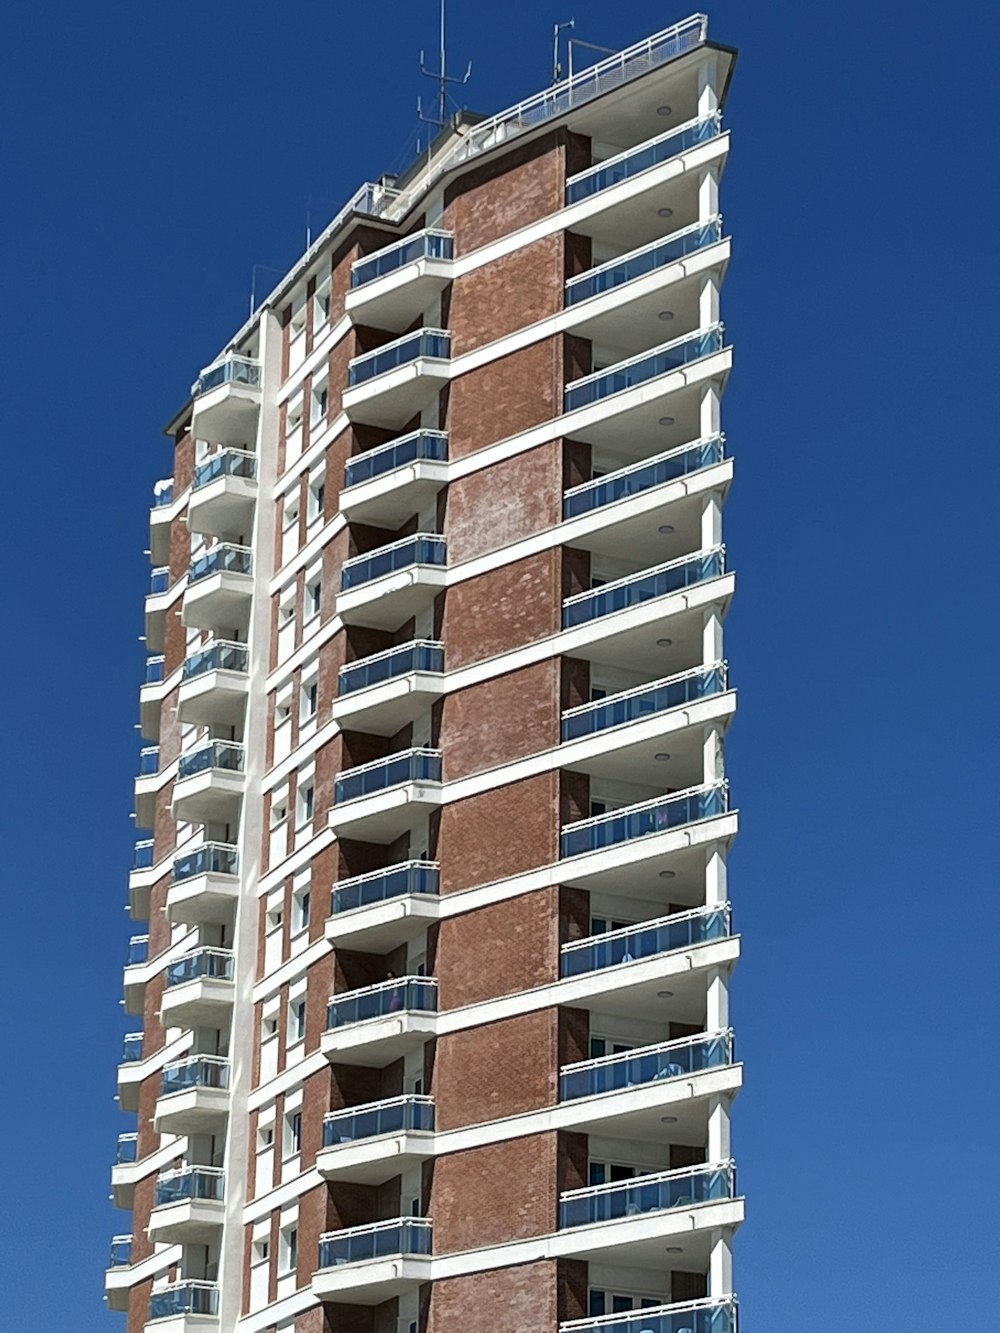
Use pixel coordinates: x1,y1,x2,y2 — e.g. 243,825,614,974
1,0,997,1326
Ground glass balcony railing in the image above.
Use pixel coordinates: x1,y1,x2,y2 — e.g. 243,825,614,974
331,860,440,915
560,1161,734,1228
335,748,442,804
108,1235,132,1268
323,1094,435,1147
172,842,238,882
341,534,446,591
348,328,450,387
177,740,245,781
149,1281,220,1319
562,1296,738,1333
562,547,725,628
193,448,257,491
144,656,165,685
149,566,170,595
566,217,723,306
563,435,724,519
121,1033,143,1063
562,782,728,858
565,326,724,413
182,639,249,680
339,641,444,696
326,976,437,1030
160,1055,230,1098
154,1166,225,1207
137,745,160,776
561,904,731,978
188,543,253,584
152,480,174,509
166,948,234,989
193,355,261,397
351,230,454,289
115,1132,139,1165
562,663,727,740
566,113,722,205
561,1030,733,1101
318,1218,432,1268
132,838,154,870
126,934,149,967
344,429,449,489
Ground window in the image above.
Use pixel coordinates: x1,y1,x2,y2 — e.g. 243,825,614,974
301,674,318,721
290,999,306,1044
296,781,315,829
257,1124,274,1151
284,1108,302,1155
307,476,325,525
292,887,311,934
313,276,332,331
253,1237,270,1263
280,1225,298,1273
310,377,329,429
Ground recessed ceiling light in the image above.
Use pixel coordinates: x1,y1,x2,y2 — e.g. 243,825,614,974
655,753,671,761
665,1246,684,1254
656,637,672,647
658,310,675,321
657,206,674,218
661,1115,679,1124
657,105,672,116
658,415,675,425
658,869,676,879
657,989,675,998
658,524,675,534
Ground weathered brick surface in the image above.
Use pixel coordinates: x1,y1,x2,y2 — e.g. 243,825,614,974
433,1009,558,1130
436,771,559,893
440,550,560,671
449,233,564,354
430,1132,558,1252
444,439,563,565
446,336,563,458
437,889,560,1010
439,658,560,782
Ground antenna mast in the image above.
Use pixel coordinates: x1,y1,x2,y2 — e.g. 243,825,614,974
418,0,472,129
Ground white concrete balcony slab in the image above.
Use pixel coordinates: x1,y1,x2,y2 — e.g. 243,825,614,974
326,862,440,952
187,449,257,538
346,230,454,331
166,843,239,926
327,748,443,843
154,1057,230,1136
176,641,249,727
146,1280,220,1329
117,1033,147,1113
333,641,445,736
148,1168,225,1245
317,1095,435,1185
190,353,262,443
133,747,162,828
336,534,447,631
340,429,449,527
182,545,253,632
171,740,245,824
342,329,450,428
312,1219,433,1304
123,935,150,1014
105,1235,133,1310
111,1133,139,1209
139,656,169,741
144,569,181,653
160,949,235,1028
128,839,165,920
321,977,438,1068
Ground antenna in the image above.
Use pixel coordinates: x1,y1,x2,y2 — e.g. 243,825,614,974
418,0,472,129
249,264,287,318
553,19,575,84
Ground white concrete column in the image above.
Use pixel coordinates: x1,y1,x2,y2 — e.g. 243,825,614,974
698,55,719,118
704,723,724,785
708,1093,732,1160
699,273,720,329
709,1229,734,1296
706,965,729,1030
699,166,719,222
701,491,722,550
700,382,721,439
702,608,723,666
704,844,728,905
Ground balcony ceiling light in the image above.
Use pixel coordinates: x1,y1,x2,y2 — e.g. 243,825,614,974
657,105,672,116
657,206,674,218
655,753,671,761
656,638,673,647
665,1246,684,1253
658,416,675,425
658,524,675,534
657,990,675,998
658,869,676,879
658,311,675,321
661,1115,678,1124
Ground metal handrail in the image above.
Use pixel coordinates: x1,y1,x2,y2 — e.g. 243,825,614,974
561,1028,732,1075
339,639,443,675
318,1216,433,1242
341,532,446,573
327,974,437,1004
563,545,725,608
561,1295,738,1331
562,661,726,719
561,1158,734,1202
566,322,724,395
566,110,720,190
565,216,723,294
336,746,441,781
347,325,450,370
561,902,731,955
564,433,723,501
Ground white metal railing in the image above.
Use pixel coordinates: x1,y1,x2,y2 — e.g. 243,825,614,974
566,322,724,397
334,859,439,891
560,902,729,955
341,533,446,575
564,433,723,504
565,216,723,296
561,1296,737,1331
327,974,437,1004
561,1028,732,1077
336,745,441,781
561,1158,731,1203
566,109,720,192
562,778,724,834
561,662,726,720
563,545,725,609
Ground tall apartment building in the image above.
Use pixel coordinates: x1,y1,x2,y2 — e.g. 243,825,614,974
107,15,741,1333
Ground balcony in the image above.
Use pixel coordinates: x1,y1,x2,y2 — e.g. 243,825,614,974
171,740,245,823
148,1167,225,1244
346,229,455,330
313,1218,433,1304
562,782,728,860
321,976,437,1068
111,1132,139,1208
342,328,451,428
563,664,727,742
128,838,159,919
328,749,443,843
337,533,447,630
160,948,235,1027
148,1281,220,1326
333,641,445,735
183,544,253,632
188,448,257,537
326,861,440,951
105,1234,133,1311
317,1095,435,1184
155,1055,230,1135
566,327,725,416
561,1296,738,1333
564,548,725,630
116,1033,144,1112
562,905,731,978
145,567,179,652
139,654,168,740
566,218,723,308
149,479,174,565
166,842,239,925
340,430,449,526
190,352,262,443
177,640,249,726
123,934,150,1014
566,113,722,207
564,435,724,520
133,746,160,828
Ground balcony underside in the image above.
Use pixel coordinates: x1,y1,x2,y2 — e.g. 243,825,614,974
160,977,234,1029
325,894,441,952
559,809,738,898
171,769,245,824
338,462,450,529
176,671,249,727
336,568,447,631
182,574,253,632
342,362,449,429
187,476,256,538
190,382,261,444
327,785,443,844
166,873,239,926
330,672,446,737
556,1062,742,1144
154,1087,229,1136
320,1013,438,1068
312,1255,433,1305
345,259,453,331
147,1198,225,1246
553,1195,743,1269
316,1131,435,1185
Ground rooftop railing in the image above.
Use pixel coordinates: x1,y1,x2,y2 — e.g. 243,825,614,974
188,542,253,584
561,781,728,858
565,325,724,412
335,748,442,804
344,429,448,490
121,1033,144,1063
563,547,724,629
172,841,238,882
560,1161,735,1228
561,1295,738,1333
108,1235,132,1268
566,216,723,305
165,948,235,989
318,1217,432,1268
154,1165,225,1207
339,640,444,696
160,1054,230,1098
182,639,249,680
566,111,722,205
115,1132,139,1165
562,663,727,740
137,745,160,776
327,976,437,1030
563,434,724,519
149,1281,220,1319
560,1030,733,1102
126,934,149,967
341,534,446,591
323,1094,435,1147
331,860,440,915
561,904,731,977
177,739,245,781
192,355,261,398
347,328,450,387
143,655,165,685
193,447,257,491
351,229,454,289
131,838,154,870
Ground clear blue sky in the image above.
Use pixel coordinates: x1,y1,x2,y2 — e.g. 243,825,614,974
1,0,996,1326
